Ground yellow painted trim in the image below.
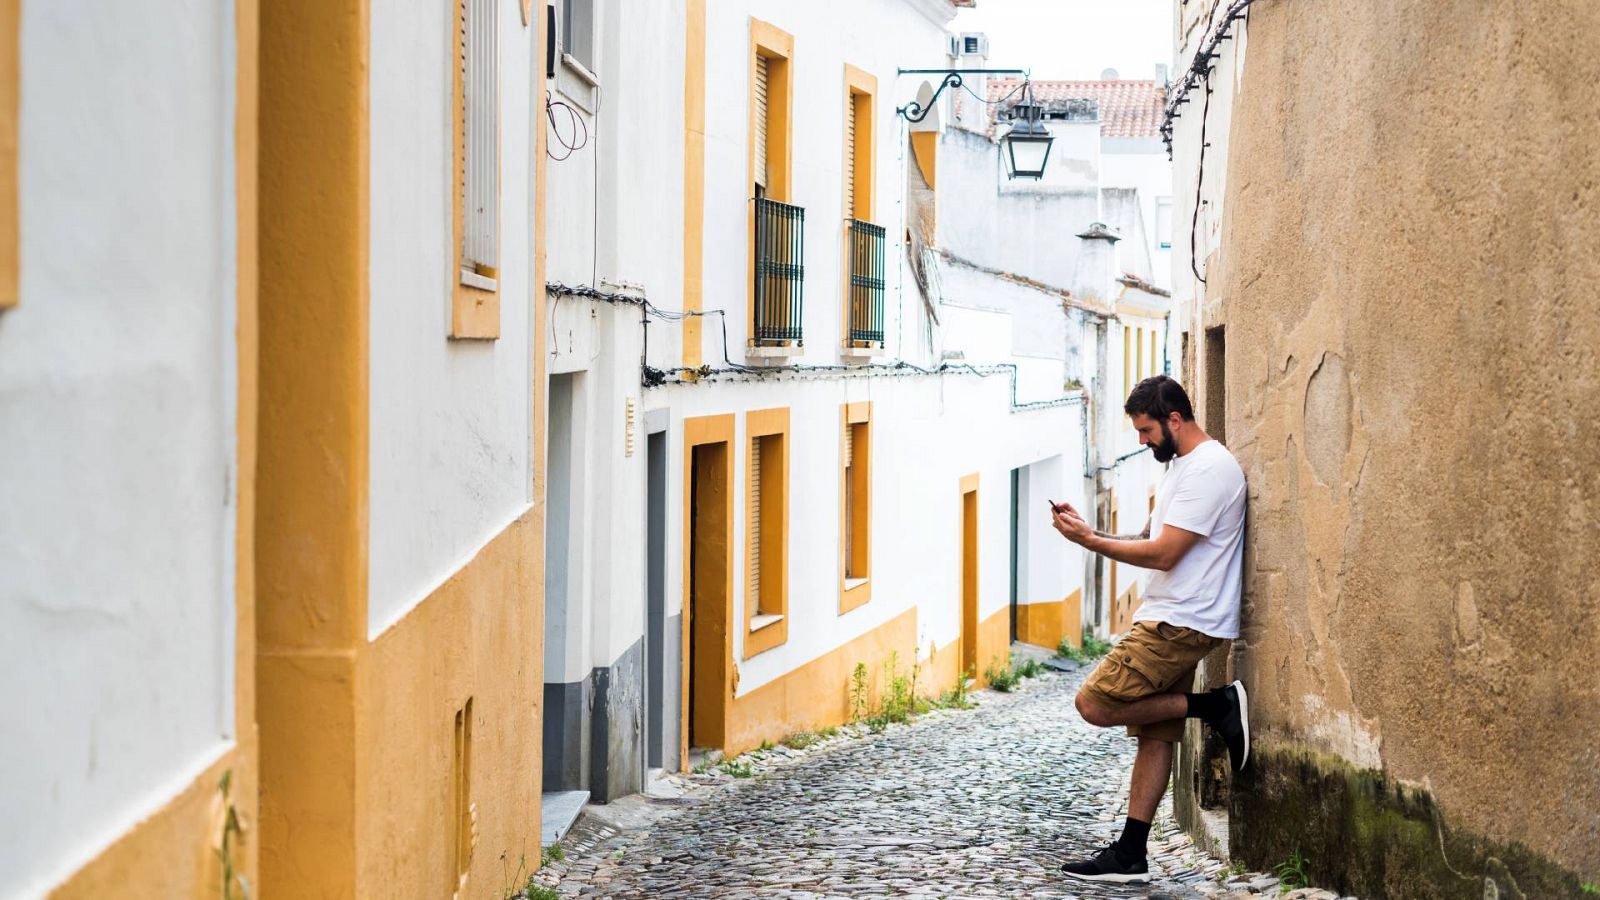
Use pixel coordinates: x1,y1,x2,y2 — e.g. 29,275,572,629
357,513,540,896
840,64,878,350
682,413,736,766
681,0,705,367
973,605,1010,687
257,0,369,892
744,406,790,658
450,0,500,339
842,64,876,222
48,752,247,898
1015,588,1083,652
0,0,15,309
909,130,937,192
230,0,261,887
746,17,794,344
839,402,873,613
724,606,921,756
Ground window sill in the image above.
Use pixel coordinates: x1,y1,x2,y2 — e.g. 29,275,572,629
747,344,801,360
839,344,884,362
840,578,871,613
749,613,784,633
561,53,600,88
460,269,498,292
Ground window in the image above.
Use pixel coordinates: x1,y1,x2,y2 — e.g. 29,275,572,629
843,65,883,349
745,408,789,657
1155,197,1173,250
840,402,871,612
1205,324,1226,443
1123,325,1132,397
453,0,500,338
749,19,800,350
843,65,875,222
0,0,15,310
561,0,593,73
749,20,792,202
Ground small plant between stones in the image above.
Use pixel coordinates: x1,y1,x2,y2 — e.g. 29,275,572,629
540,843,565,868
986,653,1049,693
1582,883,1599,895
1274,848,1310,892
1056,629,1113,664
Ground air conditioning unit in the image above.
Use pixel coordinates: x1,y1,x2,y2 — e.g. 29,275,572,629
959,32,989,58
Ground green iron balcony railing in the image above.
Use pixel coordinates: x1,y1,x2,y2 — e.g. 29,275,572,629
753,196,805,346
847,218,886,346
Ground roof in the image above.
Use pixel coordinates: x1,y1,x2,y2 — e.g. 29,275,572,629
985,78,1166,140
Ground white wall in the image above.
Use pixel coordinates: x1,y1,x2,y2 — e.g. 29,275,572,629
0,3,240,894
653,371,1087,695
1101,139,1172,290
368,0,537,634
937,127,1101,293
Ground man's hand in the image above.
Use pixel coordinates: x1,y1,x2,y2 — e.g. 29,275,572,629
1051,504,1093,545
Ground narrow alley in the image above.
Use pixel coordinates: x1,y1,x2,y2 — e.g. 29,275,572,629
534,662,1342,900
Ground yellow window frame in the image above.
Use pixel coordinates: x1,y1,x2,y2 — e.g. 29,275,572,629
840,401,872,613
745,407,790,657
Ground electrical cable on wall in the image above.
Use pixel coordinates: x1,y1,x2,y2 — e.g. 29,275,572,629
1160,0,1261,285
546,281,1086,412
545,96,589,161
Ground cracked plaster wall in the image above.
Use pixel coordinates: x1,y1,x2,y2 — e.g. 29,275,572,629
1214,0,1600,877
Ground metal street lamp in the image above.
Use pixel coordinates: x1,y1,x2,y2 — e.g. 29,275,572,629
896,68,1054,182
1000,88,1052,180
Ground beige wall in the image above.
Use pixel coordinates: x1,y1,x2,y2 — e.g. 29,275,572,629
1209,0,1600,888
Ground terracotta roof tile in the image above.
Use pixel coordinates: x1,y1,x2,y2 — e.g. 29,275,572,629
986,78,1166,140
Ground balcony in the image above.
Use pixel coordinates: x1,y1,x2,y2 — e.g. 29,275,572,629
846,218,886,348
753,196,805,348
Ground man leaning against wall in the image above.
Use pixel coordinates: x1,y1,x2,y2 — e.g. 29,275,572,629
1051,375,1250,885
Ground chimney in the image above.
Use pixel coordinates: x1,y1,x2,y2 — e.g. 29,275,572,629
1155,63,1169,86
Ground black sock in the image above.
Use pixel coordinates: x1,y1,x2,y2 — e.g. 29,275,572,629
1185,688,1227,723
1112,816,1151,862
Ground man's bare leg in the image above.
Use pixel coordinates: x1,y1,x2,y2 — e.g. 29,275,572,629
1128,737,1174,823
1075,690,1188,728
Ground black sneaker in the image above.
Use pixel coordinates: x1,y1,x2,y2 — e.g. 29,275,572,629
1061,845,1150,884
1215,679,1250,771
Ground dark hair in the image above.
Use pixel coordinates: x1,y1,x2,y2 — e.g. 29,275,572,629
1124,374,1195,422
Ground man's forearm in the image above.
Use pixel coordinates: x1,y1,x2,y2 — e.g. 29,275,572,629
1093,530,1144,541
1081,533,1171,571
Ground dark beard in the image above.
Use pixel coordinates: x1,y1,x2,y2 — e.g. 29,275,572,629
1151,422,1179,463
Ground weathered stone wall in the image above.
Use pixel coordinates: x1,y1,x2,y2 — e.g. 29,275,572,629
1212,1,1600,893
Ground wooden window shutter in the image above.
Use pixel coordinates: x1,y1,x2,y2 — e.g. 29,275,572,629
461,0,499,286
844,94,856,220
749,435,763,611
754,53,769,191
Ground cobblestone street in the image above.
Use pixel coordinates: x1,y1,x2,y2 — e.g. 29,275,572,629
534,664,1349,900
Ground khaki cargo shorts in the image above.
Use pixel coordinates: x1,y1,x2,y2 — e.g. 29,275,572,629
1078,621,1224,743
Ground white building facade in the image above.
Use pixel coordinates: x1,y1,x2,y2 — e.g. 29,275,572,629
539,0,1104,814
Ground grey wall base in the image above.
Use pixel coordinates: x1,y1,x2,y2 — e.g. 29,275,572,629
542,677,592,793
590,638,643,803
547,635,672,802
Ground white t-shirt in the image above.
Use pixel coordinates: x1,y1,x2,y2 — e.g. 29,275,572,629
1135,439,1246,639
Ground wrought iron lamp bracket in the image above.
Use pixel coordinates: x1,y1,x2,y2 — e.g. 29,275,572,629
894,68,1029,124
